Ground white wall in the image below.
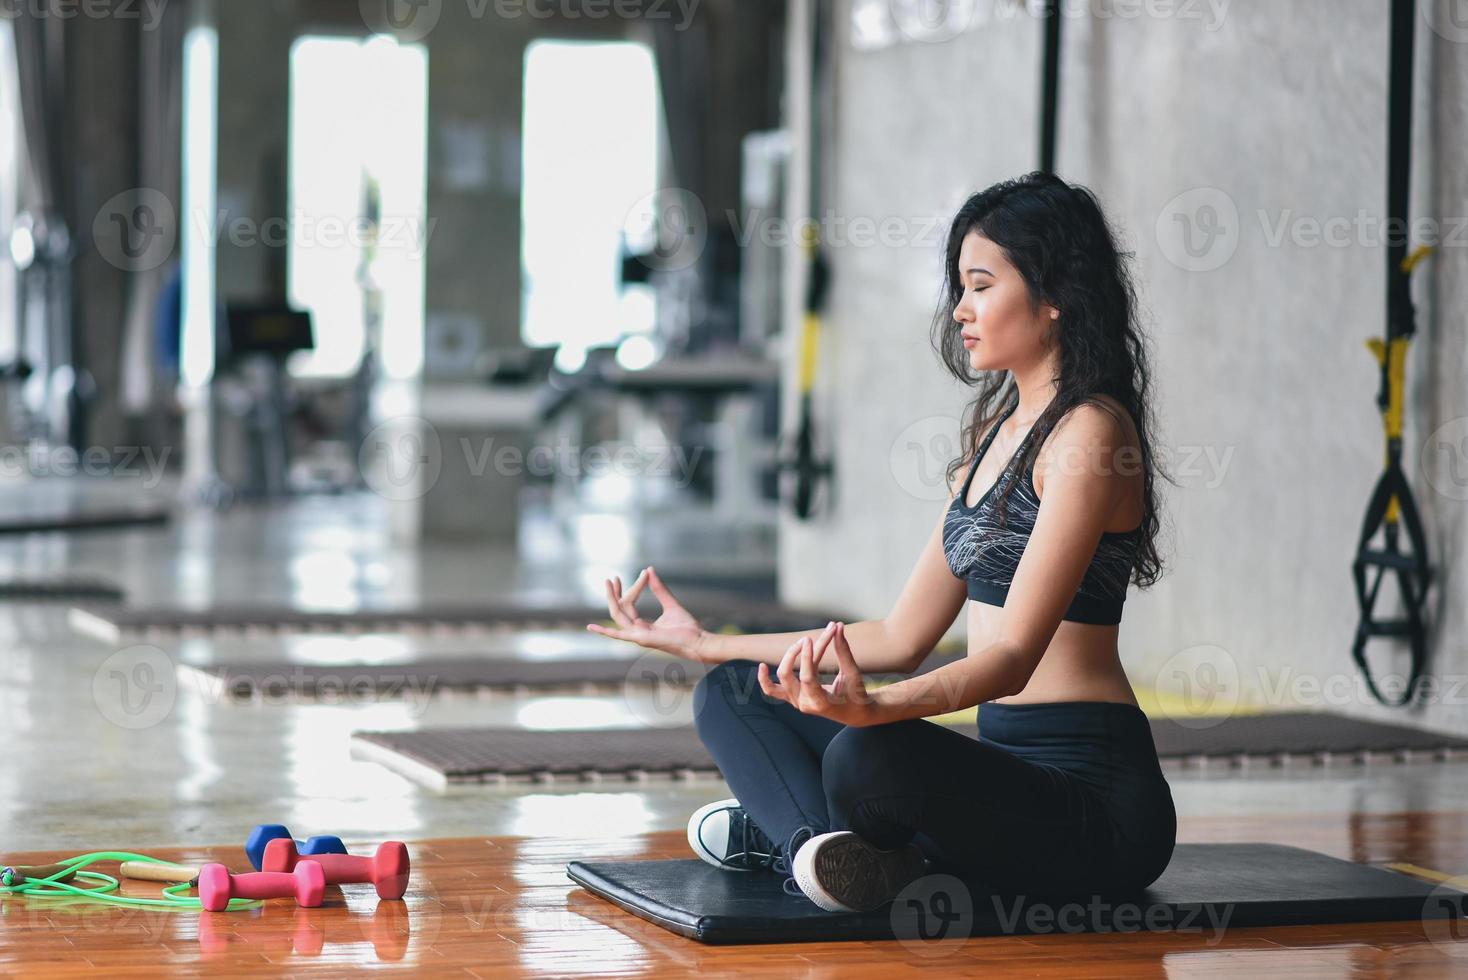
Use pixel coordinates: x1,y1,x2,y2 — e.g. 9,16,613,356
781,0,1468,734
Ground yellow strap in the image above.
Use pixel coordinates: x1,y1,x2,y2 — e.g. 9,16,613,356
1363,335,1409,440
797,230,822,394
1358,246,1432,527
1386,861,1468,891
1401,244,1435,275
798,312,820,393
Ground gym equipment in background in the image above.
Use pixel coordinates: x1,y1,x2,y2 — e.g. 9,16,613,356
0,577,124,601
214,303,316,501
1038,0,1062,174
183,653,670,701
567,842,1467,944
1351,0,1434,708
244,824,347,872
0,506,169,536
773,0,834,522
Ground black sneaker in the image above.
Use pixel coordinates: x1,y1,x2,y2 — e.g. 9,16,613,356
686,798,778,871
790,831,928,912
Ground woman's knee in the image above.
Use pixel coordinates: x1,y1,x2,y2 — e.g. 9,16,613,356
691,659,763,730
820,723,914,809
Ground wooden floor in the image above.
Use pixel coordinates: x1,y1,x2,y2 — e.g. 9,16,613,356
4,812,1468,977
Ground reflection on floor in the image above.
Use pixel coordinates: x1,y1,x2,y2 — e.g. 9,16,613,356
3,820,1467,976
1,477,1467,969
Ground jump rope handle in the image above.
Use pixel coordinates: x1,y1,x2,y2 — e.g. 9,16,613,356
2,863,78,885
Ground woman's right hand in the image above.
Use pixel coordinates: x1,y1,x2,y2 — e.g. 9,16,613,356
586,565,712,663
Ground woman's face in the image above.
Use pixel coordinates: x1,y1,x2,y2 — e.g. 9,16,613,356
950,231,1057,372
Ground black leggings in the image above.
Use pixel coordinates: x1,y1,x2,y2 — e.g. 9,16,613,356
692,659,1177,895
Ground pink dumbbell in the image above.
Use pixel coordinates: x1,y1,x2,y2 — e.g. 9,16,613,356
262,838,410,900
197,860,326,912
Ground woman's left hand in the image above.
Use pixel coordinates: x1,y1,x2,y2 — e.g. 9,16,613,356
757,622,881,727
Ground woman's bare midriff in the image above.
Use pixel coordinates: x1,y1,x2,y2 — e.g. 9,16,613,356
968,600,1140,708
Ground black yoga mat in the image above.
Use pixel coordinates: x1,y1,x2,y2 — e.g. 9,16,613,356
351,712,1468,786
566,843,1467,944
181,654,671,699
178,650,964,700
0,577,124,601
68,590,852,643
0,506,170,536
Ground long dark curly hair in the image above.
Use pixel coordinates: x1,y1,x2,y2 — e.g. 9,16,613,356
930,171,1167,589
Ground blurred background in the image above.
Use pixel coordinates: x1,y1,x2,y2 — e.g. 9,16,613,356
0,0,1466,849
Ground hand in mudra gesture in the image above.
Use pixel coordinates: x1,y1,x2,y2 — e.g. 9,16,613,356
587,566,710,663
757,621,878,727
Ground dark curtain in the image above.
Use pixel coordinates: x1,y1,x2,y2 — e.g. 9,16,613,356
11,4,68,220
650,15,709,201
10,3,74,448
121,0,186,415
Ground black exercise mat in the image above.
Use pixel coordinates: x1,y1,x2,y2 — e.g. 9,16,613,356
181,654,666,699
0,577,124,601
0,506,170,535
68,590,852,643
1150,711,1468,760
351,712,1468,786
351,727,720,786
181,650,964,700
567,843,1466,944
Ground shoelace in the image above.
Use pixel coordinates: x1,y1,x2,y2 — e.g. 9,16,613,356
775,826,815,897
702,807,777,871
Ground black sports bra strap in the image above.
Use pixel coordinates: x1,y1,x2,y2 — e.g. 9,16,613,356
960,398,1020,498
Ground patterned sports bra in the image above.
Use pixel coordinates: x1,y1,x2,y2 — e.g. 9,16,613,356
942,398,1141,626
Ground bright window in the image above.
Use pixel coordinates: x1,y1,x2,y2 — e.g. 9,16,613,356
288,35,428,379
521,40,660,369
0,22,21,361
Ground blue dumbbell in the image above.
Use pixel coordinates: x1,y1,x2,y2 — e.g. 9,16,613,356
244,824,348,872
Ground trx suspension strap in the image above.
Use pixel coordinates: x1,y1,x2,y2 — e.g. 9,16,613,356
778,0,833,520
1039,0,1063,174
1351,0,1434,707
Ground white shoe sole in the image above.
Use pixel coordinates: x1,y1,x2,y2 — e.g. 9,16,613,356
791,831,927,913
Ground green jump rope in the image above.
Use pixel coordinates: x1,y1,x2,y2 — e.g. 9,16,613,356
1,852,261,911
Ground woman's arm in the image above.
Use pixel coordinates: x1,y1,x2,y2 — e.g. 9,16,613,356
697,619,912,672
